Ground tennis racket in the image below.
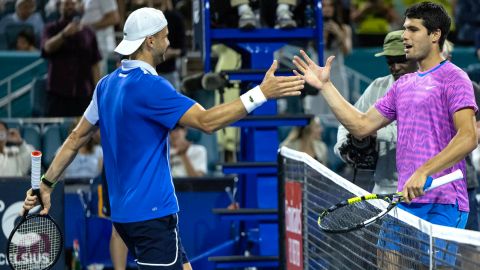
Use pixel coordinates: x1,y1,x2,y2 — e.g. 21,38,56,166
6,151,63,270
317,169,464,233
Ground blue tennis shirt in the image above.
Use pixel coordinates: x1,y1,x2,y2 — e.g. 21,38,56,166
84,60,195,222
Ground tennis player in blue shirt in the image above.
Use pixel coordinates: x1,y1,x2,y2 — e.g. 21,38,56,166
22,7,304,270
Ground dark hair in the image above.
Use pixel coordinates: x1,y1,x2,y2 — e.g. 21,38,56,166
17,28,35,46
405,1,451,50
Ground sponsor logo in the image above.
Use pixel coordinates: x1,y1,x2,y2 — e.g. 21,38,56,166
2,201,40,239
8,252,50,265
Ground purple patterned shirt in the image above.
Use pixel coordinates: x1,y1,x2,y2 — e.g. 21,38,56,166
375,61,477,211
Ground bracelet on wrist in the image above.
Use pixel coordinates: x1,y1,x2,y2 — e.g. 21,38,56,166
41,174,57,189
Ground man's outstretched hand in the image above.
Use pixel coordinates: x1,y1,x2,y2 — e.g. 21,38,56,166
259,60,305,99
292,50,335,91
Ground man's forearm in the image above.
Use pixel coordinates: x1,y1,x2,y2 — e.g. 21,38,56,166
197,99,247,134
44,32,66,54
44,139,82,182
321,82,372,137
44,127,95,182
91,11,120,30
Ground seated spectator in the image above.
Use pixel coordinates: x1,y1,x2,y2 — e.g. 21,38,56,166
63,119,102,179
281,116,328,165
0,0,44,44
0,120,35,177
169,125,207,177
15,27,36,51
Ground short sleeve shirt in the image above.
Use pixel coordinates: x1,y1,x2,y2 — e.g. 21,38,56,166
375,61,477,211
84,60,196,222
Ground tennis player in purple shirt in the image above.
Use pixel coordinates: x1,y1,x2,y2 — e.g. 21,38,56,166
293,1,477,266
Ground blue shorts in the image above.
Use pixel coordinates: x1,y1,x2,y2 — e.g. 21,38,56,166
113,214,189,270
378,202,468,267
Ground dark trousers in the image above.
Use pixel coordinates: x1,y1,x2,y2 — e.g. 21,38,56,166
46,92,91,117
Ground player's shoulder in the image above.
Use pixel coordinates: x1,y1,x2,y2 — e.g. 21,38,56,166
440,61,469,80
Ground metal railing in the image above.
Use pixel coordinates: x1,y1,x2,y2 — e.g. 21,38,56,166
345,66,373,104
0,58,45,117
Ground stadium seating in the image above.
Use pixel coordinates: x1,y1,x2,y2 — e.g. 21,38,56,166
21,123,41,150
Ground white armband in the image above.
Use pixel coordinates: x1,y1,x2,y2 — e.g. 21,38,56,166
240,86,267,113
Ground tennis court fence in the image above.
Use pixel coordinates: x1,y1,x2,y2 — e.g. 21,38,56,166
278,147,480,270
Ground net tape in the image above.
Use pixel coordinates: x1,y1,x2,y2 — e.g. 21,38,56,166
280,146,480,270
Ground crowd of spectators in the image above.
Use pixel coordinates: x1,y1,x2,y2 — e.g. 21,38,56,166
1,0,479,177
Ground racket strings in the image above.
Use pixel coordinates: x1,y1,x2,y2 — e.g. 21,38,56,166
8,216,61,270
319,200,384,230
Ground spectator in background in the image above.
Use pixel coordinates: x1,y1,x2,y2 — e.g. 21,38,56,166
453,0,479,45
43,0,60,22
281,116,328,165
350,0,399,46
63,118,103,179
15,27,37,51
0,121,35,177
334,30,418,194
80,0,120,75
0,0,44,45
151,0,185,89
169,125,207,177
305,0,351,116
42,0,101,117
0,0,14,14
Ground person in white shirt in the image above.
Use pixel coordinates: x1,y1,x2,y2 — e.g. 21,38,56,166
80,0,120,75
0,121,34,177
169,125,207,177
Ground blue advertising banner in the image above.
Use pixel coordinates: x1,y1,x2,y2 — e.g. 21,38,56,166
0,178,64,270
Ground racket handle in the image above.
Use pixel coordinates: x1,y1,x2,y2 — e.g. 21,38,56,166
31,151,42,189
32,188,45,209
424,169,464,192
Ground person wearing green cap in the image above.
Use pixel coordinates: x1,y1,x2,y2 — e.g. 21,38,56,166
334,30,417,194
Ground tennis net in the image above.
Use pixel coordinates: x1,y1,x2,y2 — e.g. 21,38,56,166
278,147,480,270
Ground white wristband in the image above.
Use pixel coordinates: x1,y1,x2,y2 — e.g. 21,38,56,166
240,86,267,113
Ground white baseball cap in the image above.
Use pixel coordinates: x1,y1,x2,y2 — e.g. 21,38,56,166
114,7,168,56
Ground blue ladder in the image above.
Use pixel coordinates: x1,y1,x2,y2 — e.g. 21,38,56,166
197,0,324,268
